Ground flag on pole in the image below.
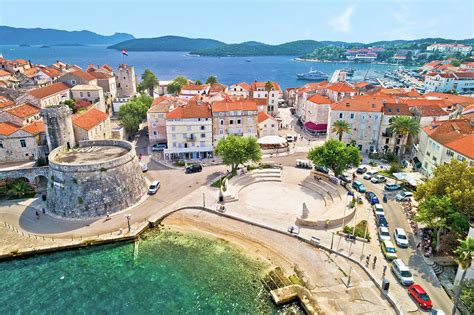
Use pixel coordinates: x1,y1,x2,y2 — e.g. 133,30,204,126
121,49,128,56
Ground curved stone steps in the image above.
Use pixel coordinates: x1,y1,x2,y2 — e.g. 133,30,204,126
299,179,333,208
316,180,344,200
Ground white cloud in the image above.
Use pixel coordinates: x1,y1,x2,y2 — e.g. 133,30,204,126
329,5,355,33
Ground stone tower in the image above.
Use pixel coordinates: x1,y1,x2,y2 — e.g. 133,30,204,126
40,105,76,152
116,64,137,98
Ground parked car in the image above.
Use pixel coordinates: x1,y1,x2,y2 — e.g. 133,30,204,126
381,240,397,260
363,171,377,180
373,203,384,216
391,259,414,285
365,191,379,205
338,174,352,184
356,166,367,174
371,175,387,184
286,134,295,142
151,143,167,151
378,226,391,241
185,164,202,174
394,228,409,248
296,159,313,169
395,191,414,202
408,284,433,310
352,180,366,193
384,183,401,191
139,161,148,172
148,180,160,195
376,214,389,227
314,165,329,174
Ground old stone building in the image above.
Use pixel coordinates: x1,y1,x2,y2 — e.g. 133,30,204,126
116,64,137,98
40,105,76,151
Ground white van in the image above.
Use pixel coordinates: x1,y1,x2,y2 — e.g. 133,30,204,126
286,134,295,142
391,259,414,286
148,180,160,195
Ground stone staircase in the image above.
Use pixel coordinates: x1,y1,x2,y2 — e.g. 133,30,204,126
223,169,282,203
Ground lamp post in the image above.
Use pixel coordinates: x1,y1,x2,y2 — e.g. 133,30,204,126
125,214,131,232
202,192,206,208
330,232,335,250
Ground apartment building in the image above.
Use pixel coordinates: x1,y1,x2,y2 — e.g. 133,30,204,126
250,81,282,115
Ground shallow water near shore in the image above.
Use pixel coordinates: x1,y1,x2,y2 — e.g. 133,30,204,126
0,228,303,314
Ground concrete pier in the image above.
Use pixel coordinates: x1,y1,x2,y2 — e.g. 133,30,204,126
270,284,321,314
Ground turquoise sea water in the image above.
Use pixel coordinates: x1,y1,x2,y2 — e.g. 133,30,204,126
0,229,299,314
0,45,395,89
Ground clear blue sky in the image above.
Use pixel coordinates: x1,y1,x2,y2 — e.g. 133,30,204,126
0,0,472,44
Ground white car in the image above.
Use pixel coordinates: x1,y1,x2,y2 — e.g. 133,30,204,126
395,191,414,201
363,171,377,180
371,175,387,183
391,259,414,286
394,228,409,247
148,180,160,195
373,203,385,216
378,226,391,241
139,161,148,172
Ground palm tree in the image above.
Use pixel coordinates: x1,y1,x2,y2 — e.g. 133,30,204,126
331,120,350,141
7,180,35,199
389,116,420,156
452,237,474,315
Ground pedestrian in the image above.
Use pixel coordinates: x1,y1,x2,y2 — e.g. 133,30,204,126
373,255,377,267
105,211,111,221
35,210,40,219
417,242,421,250
366,254,371,266
42,208,46,215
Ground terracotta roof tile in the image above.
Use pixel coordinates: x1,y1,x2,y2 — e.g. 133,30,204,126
22,120,45,135
211,100,257,113
0,122,20,136
28,82,70,99
6,103,40,118
181,84,208,91
69,70,96,82
166,103,211,119
72,108,108,131
231,82,251,91
307,94,332,104
251,81,281,91
422,119,474,158
383,103,411,116
331,95,391,112
257,111,275,123
0,96,15,109
88,70,113,79
326,82,356,93
0,70,11,77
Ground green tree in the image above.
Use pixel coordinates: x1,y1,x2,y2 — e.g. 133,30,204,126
264,81,274,92
6,180,35,199
389,116,420,155
451,60,461,67
415,159,474,219
415,196,468,251
167,76,189,95
452,237,474,315
206,75,218,84
140,69,159,96
195,80,203,85
331,120,350,141
117,95,152,135
307,139,361,176
215,135,262,173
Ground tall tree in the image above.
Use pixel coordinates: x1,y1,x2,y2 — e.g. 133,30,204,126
452,237,474,315
307,139,361,176
167,76,189,95
117,95,152,135
264,81,274,92
331,120,350,141
140,69,159,96
195,80,203,85
389,116,420,155
415,159,474,219
206,75,218,84
215,135,262,173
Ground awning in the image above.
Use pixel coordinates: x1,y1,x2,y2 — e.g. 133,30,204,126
304,122,327,131
257,135,287,145
393,172,426,187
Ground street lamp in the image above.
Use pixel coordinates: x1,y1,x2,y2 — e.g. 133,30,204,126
330,232,335,250
202,192,206,208
125,214,131,232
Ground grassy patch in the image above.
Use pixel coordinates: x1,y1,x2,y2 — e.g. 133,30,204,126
343,220,371,241
289,274,305,286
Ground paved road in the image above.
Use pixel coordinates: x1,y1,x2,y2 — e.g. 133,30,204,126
358,170,453,314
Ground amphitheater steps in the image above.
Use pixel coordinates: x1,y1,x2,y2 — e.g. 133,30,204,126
223,170,282,202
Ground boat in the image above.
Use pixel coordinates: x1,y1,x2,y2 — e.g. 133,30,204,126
246,59,251,62
296,68,329,81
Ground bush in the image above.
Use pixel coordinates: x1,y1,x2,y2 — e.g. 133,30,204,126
342,220,371,241
461,279,474,314
175,160,185,167
388,162,403,174
5,179,36,199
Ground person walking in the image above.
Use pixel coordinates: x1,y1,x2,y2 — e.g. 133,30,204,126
366,254,371,266
35,210,40,219
373,255,377,267
42,208,46,215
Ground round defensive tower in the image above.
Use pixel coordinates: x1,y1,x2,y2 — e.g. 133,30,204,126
46,140,148,218
40,105,76,152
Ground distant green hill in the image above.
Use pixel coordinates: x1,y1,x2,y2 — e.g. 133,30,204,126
0,26,134,45
108,36,226,51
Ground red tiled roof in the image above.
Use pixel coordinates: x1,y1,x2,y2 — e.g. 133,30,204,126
101,64,113,72
251,81,281,91
354,82,370,88
69,70,96,82
257,111,275,123
23,67,39,78
424,92,474,106
88,71,113,79
401,98,446,107
248,98,268,106
383,103,411,116
0,70,11,77
40,67,62,78
6,103,40,118
15,59,28,65
209,83,226,93
415,105,449,117
0,122,20,136
326,82,356,93
181,84,208,91
331,95,391,112
72,108,108,130
0,96,15,109
307,94,332,104
22,120,45,135
28,82,70,99
232,82,251,91
166,102,211,119
422,119,474,158
212,100,257,112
